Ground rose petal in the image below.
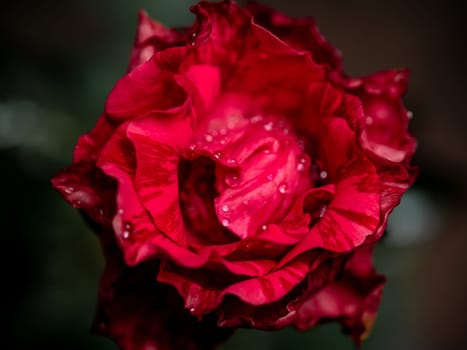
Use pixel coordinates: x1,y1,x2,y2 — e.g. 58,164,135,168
294,244,385,345
128,10,187,71
245,1,342,70
157,254,312,318
93,233,233,350
105,56,187,121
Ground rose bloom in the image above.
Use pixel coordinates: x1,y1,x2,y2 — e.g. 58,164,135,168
52,1,417,349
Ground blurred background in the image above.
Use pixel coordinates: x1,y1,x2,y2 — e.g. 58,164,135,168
1,0,466,349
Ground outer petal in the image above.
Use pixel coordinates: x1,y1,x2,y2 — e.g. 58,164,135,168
52,114,118,226
294,244,385,345
186,0,325,87
245,1,342,70
93,231,233,350
105,55,187,121
341,69,417,164
129,10,187,71
157,254,313,318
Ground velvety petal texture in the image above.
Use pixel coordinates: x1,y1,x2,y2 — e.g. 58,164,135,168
52,1,416,349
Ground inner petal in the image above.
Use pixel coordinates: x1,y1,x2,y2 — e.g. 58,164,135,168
184,96,312,240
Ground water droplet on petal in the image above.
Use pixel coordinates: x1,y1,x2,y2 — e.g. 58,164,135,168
189,144,197,151
263,148,271,154
394,72,404,82
122,231,130,239
319,170,328,180
407,111,413,119
65,187,74,194
263,121,274,131
278,183,288,194
118,209,124,215
251,115,263,124
205,134,213,142
214,151,223,160
365,116,373,125
261,224,268,231
190,307,195,313
319,205,327,218
225,174,240,187
242,200,249,206
221,204,229,213
221,218,230,227
266,173,274,181
297,163,305,172
226,158,237,165
219,128,227,135
219,139,226,145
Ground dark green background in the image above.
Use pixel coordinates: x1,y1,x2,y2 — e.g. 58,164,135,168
1,0,466,349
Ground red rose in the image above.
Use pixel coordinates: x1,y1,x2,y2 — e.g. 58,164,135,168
52,1,416,349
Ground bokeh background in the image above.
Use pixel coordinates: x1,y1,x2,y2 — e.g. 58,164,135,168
1,0,466,349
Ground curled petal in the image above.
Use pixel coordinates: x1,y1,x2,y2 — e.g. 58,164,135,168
245,1,342,70
129,10,187,71
105,56,187,121
294,245,385,345
341,69,417,164
93,234,233,350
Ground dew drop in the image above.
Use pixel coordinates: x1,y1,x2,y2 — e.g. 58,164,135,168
365,116,373,125
118,209,124,215
122,231,130,239
319,205,327,218
278,183,288,194
263,121,274,131
263,148,271,154
297,155,307,172
221,218,230,227
226,158,237,165
204,134,213,142
65,187,74,194
266,173,274,181
221,204,229,213
225,174,240,187
250,115,263,124
394,72,404,82
407,111,413,119
319,170,328,180
261,224,268,231
188,144,197,151
242,200,249,206
213,151,223,160
219,139,226,145
190,308,196,313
